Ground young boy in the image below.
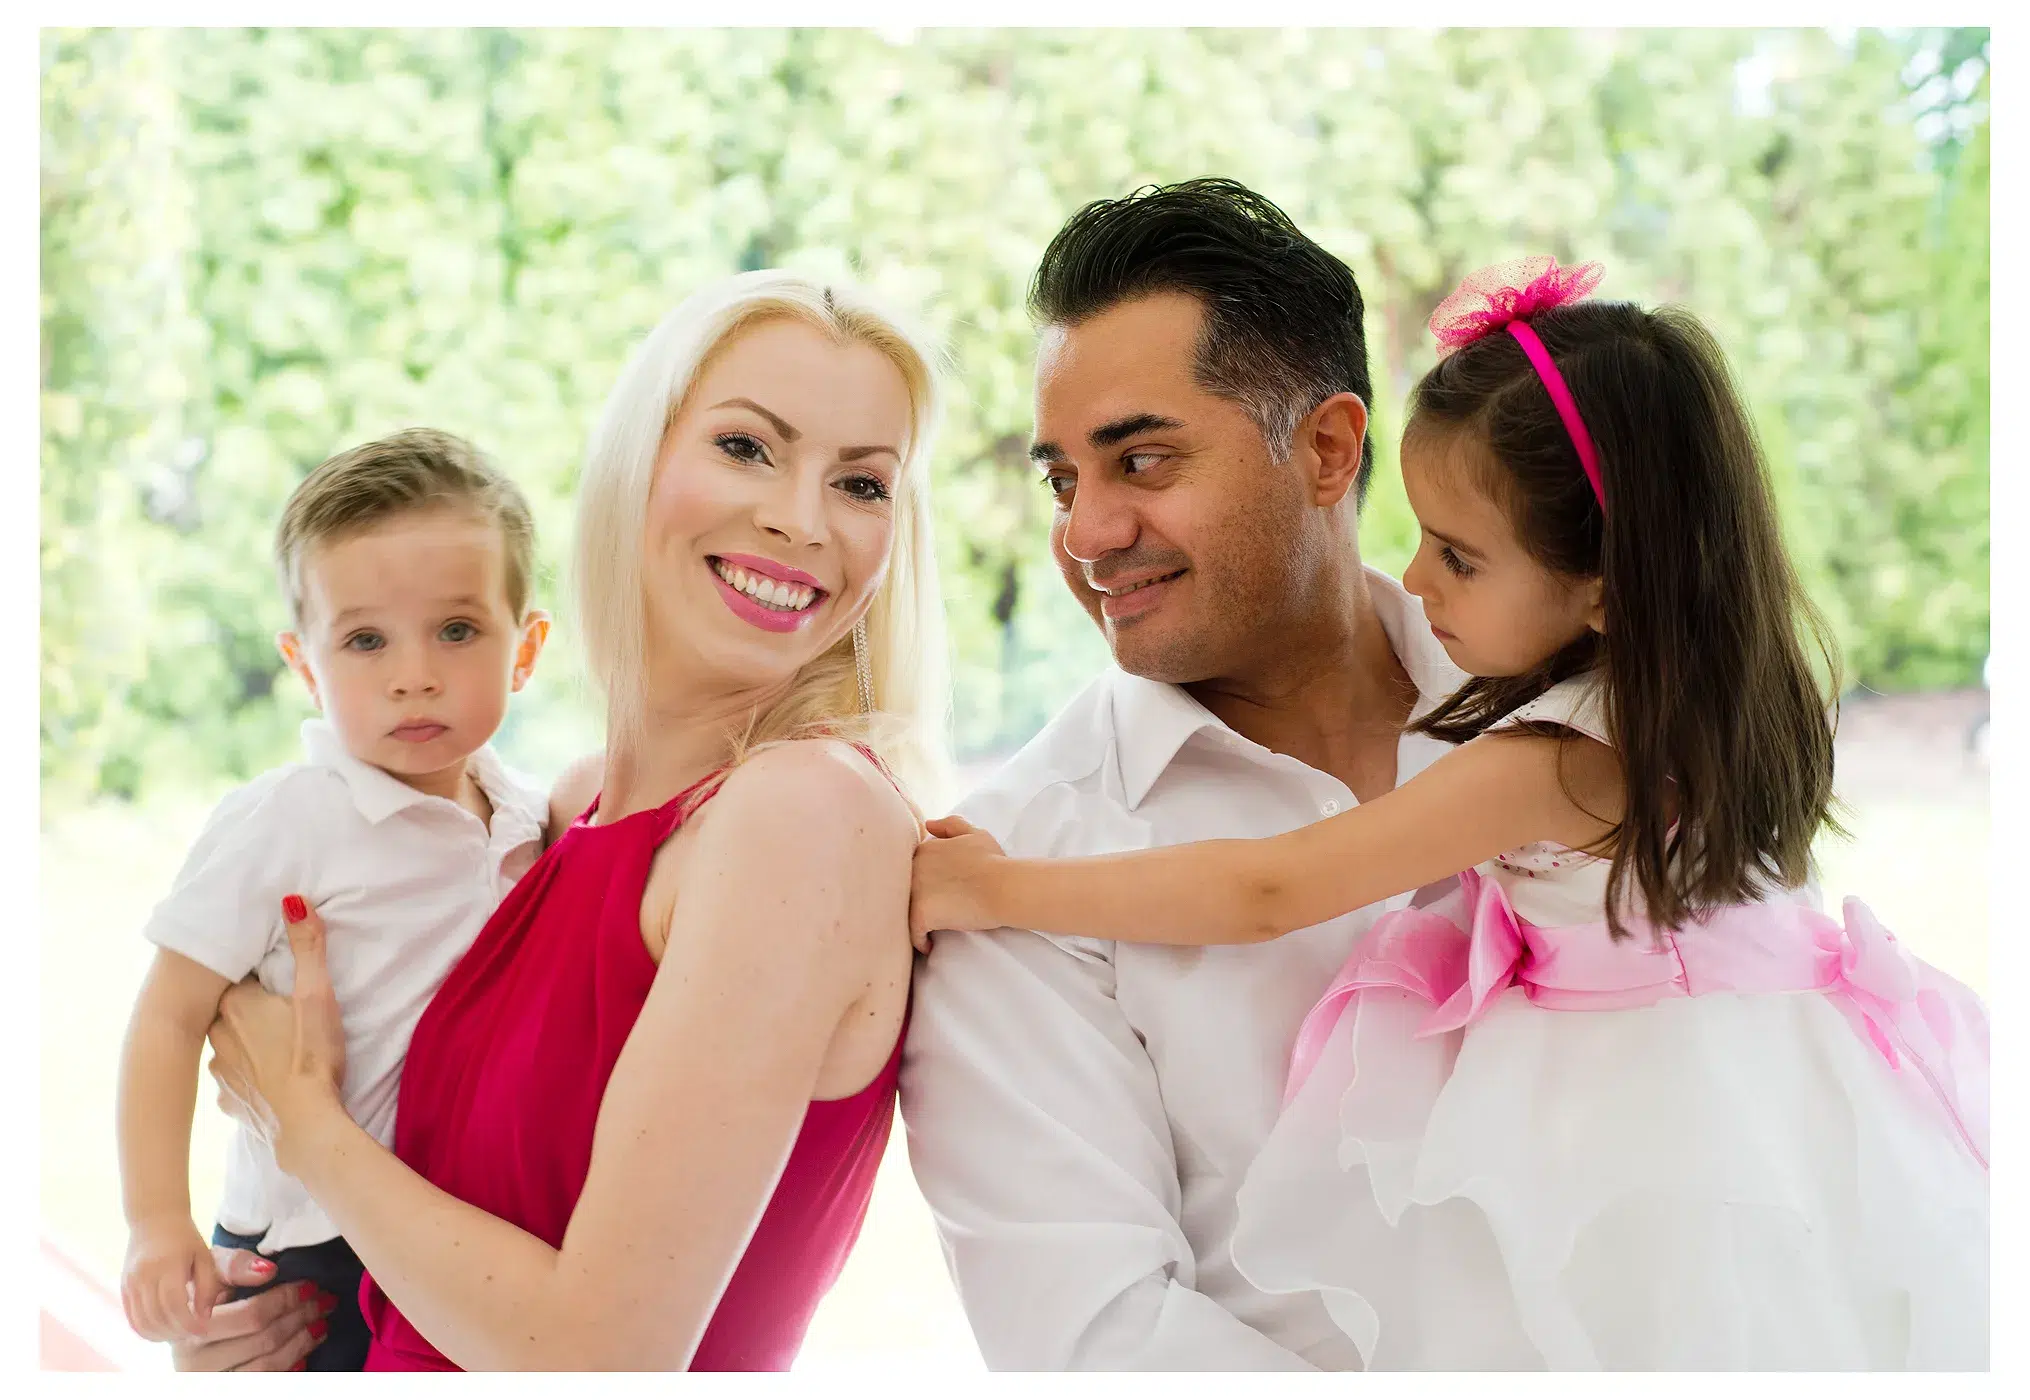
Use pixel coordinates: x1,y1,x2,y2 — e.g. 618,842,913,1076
115,429,552,1370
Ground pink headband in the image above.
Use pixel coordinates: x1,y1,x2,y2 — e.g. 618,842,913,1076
1428,256,1607,512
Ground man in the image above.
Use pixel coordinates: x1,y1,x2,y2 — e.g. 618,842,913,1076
900,178,1465,1370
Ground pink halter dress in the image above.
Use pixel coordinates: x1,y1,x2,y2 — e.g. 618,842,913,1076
1229,675,1989,1370
360,763,905,1371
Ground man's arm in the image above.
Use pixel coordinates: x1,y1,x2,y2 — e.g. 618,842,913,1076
901,923,1315,1371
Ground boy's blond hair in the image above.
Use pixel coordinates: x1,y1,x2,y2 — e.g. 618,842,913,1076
275,428,537,625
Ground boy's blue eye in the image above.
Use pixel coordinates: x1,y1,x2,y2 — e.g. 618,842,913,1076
440,620,478,643
344,631,385,653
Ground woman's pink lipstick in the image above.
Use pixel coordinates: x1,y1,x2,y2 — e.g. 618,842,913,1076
708,554,827,635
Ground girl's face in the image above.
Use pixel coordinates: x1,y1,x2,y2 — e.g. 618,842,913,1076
640,316,911,703
1399,428,1602,677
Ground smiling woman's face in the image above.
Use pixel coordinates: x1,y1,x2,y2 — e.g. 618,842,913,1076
639,316,912,702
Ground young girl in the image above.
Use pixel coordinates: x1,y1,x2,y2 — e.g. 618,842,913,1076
908,258,1989,1370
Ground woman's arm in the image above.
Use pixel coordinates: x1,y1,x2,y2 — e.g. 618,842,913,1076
916,732,1619,946
230,741,915,1371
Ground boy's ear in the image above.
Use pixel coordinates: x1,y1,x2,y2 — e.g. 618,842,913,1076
511,610,552,693
275,631,323,711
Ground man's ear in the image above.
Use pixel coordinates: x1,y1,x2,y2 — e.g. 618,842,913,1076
1296,392,1368,509
511,610,552,693
275,631,323,711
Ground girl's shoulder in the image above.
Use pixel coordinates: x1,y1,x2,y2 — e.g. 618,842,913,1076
1494,671,1612,748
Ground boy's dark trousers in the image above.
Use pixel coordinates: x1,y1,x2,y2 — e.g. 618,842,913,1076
211,1225,369,1371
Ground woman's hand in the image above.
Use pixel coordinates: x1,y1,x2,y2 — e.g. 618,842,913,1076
205,896,347,1176
907,816,1012,952
168,1249,333,1372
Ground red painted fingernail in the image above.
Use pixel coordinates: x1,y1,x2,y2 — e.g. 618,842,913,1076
250,1258,275,1274
309,1319,328,1340
297,1283,318,1302
292,1359,307,1371
282,894,308,923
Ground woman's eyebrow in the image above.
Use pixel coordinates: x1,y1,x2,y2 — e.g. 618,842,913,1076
711,397,800,442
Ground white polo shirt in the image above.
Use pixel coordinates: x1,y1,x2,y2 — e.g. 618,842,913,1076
144,720,547,1254
901,569,1469,1371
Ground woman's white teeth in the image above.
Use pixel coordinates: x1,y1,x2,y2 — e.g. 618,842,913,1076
715,560,817,611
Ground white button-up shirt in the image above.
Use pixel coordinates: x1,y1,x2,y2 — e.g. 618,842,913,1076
144,720,547,1253
902,570,1467,1370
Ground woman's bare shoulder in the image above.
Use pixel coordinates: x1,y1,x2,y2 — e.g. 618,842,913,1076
668,739,917,973
711,738,917,846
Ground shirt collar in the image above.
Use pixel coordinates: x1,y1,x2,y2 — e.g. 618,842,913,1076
1107,567,1469,812
299,719,544,842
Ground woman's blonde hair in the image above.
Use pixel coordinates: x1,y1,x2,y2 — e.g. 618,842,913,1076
573,270,951,807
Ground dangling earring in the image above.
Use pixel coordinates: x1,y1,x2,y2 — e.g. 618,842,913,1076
852,618,875,714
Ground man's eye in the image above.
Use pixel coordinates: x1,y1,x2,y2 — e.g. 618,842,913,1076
344,632,385,653
1122,452,1164,473
1041,473,1074,499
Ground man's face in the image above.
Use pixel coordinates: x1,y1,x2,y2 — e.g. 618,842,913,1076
1031,293,1318,685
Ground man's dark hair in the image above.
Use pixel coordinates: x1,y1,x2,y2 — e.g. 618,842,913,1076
1029,177,1376,504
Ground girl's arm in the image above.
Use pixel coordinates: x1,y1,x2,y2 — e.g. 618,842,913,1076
916,732,1619,946
235,741,915,1371
117,949,236,1339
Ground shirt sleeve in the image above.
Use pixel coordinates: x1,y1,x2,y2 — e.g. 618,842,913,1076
142,770,316,983
901,905,1316,1369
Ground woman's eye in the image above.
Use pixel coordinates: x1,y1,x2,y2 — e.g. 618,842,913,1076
1440,547,1475,579
440,620,478,643
344,631,385,653
839,474,892,503
715,432,768,464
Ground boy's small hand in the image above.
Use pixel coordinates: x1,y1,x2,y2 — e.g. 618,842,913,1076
121,1217,234,1342
908,815,1010,952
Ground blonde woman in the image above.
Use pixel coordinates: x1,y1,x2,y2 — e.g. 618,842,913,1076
195,271,950,1371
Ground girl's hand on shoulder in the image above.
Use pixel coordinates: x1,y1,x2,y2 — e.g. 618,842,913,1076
908,816,1011,952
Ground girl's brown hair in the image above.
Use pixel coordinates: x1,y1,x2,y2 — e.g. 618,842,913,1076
1406,300,1842,939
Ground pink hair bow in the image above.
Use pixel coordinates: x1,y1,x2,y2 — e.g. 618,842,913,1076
1428,256,1605,355
1427,256,1609,510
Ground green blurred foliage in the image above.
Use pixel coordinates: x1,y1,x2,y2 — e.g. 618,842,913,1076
40,27,1989,812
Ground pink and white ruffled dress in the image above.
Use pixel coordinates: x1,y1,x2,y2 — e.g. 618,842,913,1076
1229,675,1989,1370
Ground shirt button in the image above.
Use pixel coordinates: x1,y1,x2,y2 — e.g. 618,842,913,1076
1321,800,1341,816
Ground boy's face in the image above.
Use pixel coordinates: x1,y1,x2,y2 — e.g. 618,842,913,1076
277,507,547,791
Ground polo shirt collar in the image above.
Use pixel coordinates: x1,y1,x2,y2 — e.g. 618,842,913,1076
299,720,543,840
